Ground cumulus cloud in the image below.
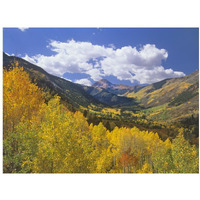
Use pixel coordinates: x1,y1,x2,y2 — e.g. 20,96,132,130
23,39,185,84
87,68,104,81
75,78,92,86
23,54,37,64
18,27,29,32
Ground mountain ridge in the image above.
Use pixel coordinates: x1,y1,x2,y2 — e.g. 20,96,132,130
92,78,144,95
92,79,114,89
3,53,105,111
126,70,199,108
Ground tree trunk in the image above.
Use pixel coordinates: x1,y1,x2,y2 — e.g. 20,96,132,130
113,156,116,166
123,166,125,173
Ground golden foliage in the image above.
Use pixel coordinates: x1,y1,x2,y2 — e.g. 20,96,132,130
3,66,199,173
3,65,44,136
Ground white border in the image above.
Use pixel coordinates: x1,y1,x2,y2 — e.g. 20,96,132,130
0,1,199,200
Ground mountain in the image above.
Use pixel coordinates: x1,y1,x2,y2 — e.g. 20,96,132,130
92,79,143,95
81,79,143,107
89,71,199,124
3,53,199,125
125,70,199,123
3,53,104,111
3,53,199,144
81,85,139,107
126,70,199,108
92,79,114,89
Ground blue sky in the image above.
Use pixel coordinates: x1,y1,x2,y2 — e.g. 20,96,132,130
3,28,199,86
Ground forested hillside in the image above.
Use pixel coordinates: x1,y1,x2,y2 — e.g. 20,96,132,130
3,66,199,173
126,70,199,110
3,53,104,111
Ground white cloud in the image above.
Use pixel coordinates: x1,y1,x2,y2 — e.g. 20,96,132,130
23,54,37,64
75,78,92,86
18,27,29,32
87,68,104,81
23,39,185,84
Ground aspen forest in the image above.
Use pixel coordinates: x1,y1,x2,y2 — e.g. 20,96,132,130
3,65,199,173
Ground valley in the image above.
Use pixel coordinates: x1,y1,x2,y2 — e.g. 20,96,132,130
3,53,199,173
3,53,199,145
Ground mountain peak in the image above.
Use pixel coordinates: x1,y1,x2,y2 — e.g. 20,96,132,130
98,79,112,84
92,79,114,89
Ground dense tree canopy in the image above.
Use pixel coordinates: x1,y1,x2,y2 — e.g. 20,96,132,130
3,66,199,173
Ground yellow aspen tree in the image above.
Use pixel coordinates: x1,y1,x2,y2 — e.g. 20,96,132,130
89,122,108,172
3,65,44,136
137,162,153,173
171,129,199,173
3,65,44,173
66,111,91,173
32,96,72,173
151,138,173,173
33,97,92,173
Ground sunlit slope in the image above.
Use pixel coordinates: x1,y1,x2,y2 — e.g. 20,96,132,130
127,70,199,123
126,70,199,108
146,87,198,122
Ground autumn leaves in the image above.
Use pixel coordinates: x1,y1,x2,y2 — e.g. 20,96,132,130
3,66,199,173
